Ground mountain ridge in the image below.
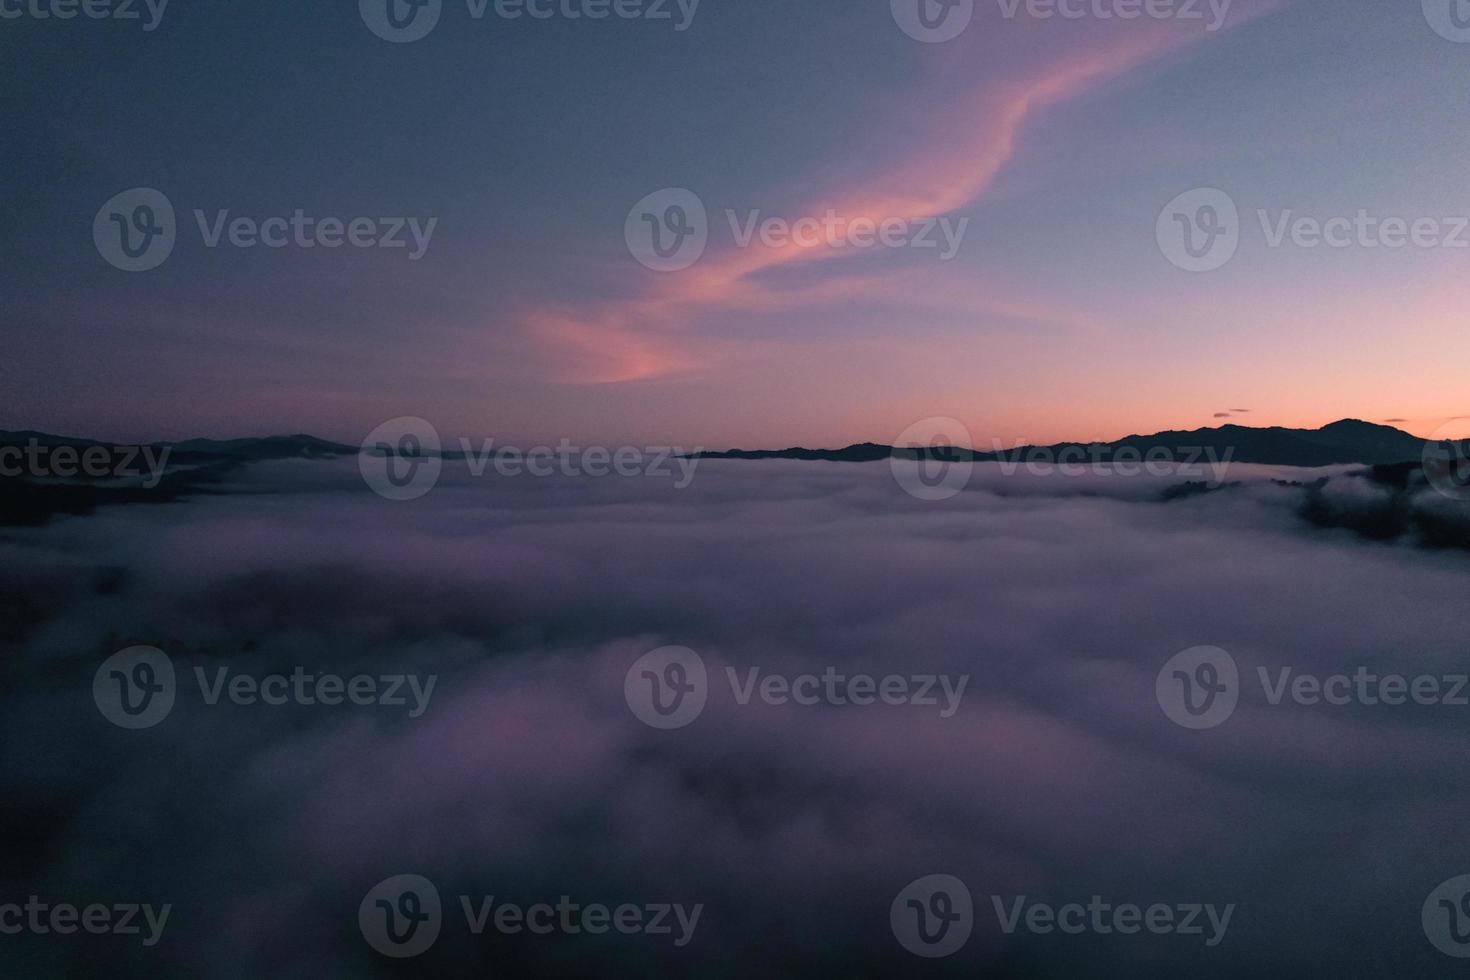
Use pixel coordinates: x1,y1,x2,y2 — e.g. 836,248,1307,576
690,419,1447,467
0,419,1458,468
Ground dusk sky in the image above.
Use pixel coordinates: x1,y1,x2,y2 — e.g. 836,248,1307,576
5,0,1470,447
8,9,1470,973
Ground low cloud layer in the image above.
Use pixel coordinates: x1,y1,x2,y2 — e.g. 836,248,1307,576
1,459,1467,976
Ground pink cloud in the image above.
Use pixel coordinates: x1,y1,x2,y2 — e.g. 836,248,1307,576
514,8,1281,384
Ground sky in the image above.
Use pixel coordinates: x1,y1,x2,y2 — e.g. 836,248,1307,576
4,0,1469,447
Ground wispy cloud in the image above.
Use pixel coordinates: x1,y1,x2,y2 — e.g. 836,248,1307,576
518,9,1281,384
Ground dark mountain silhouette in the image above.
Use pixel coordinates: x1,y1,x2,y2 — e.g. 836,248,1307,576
691,419,1439,467
2,421,1463,529
692,443,894,463
0,431,356,464
3,420,1440,472
161,434,356,460
0,431,355,527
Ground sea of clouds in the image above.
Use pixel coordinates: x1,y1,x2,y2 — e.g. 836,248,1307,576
1,458,1467,977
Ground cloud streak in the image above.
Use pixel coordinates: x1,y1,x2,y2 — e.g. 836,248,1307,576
521,6,1282,384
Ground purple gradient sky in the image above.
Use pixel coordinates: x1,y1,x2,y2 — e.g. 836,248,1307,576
3,0,1468,446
